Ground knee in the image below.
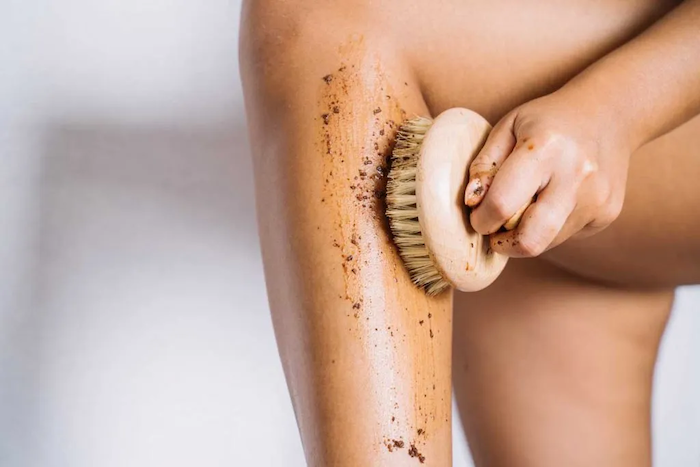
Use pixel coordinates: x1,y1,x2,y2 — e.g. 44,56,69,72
240,0,410,116
240,1,375,71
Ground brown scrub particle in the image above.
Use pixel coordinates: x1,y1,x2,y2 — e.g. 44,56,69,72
473,184,484,196
338,66,346,72
350,185,356,190
419,455,425,463
393,440,404,449
497,240,503,245
419,320,424,325
391,416,395,422
346,255,354,261
528,144,535,150
374,142,379,150
350,234,358,245
408,444,423,459
359,170,367,177
322,113,330,125
379,129,385,136
492,161,497,167
417,429,424,435
376,165,385,176
352,302,361,309
373,107,382,114
356,194,364,201
363,159,373,165
332,105,340,113
322,74,333,84
430,330,434,338
428,313,432,318
351,268,357,274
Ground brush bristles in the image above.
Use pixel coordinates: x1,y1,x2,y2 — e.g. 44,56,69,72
386,117,450,296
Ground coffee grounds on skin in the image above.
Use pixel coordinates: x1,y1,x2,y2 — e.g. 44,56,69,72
408,444,425,463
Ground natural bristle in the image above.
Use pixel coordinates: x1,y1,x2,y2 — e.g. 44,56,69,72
386,117,450,296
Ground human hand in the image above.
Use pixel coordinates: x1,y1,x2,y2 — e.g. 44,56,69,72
464,91,631,257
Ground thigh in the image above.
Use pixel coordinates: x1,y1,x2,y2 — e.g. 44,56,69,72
453,260,673,467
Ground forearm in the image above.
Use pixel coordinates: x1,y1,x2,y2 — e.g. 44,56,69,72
241,5,452,465
560,0,700,149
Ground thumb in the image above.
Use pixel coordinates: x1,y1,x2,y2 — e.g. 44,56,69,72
465,111,517,207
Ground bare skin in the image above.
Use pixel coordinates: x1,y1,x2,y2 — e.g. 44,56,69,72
240,0,699,465
241,10,452,465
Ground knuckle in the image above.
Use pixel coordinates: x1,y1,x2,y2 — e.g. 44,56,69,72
592,184,612,207
603,198,623,223
576,157,599,178
487,193,513,220
538,129,563,149
517,234,546,257
592,197,622,228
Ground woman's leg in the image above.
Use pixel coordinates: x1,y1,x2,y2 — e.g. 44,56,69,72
453,260,673,467
241,3,453,465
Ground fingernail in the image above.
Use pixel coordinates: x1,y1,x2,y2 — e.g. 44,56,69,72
465,178,483,206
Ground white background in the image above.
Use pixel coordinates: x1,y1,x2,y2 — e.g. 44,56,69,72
1,1,698,466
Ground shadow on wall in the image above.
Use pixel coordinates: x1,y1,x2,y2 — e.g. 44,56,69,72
2,119,303,467
38,119,258,247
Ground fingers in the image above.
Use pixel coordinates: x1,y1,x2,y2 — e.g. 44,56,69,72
546,193,623,248
489,180,577,257
469,143,545,235
465,112,517,207
503,199,533,231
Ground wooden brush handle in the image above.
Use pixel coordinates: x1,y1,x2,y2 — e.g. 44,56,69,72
416,108,509,292
503,198,533,231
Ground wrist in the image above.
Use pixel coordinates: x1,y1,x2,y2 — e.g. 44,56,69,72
557,68,648,153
